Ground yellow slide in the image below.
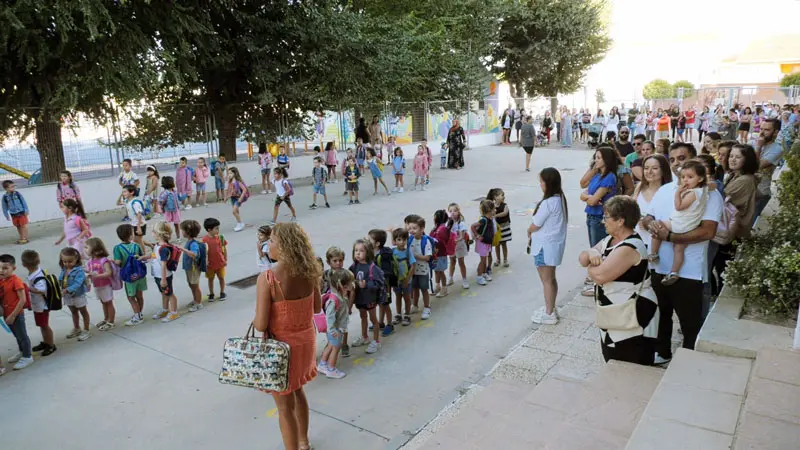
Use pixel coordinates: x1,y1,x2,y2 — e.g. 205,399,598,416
0,162,31,179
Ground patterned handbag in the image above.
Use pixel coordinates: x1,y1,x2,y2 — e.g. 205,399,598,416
219,323,290,392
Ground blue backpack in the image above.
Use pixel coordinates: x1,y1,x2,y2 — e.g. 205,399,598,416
163,191,178,212
182,239,208,273
117,243,147,283
409,234,438,271
130,199,150,219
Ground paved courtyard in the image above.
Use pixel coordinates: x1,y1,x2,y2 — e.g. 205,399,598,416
0,144,598,450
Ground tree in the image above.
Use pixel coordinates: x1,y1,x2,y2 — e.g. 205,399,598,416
780,73,800,87
673,80,695,99
490,0,611,116
595,89,606,105
642,79,675,100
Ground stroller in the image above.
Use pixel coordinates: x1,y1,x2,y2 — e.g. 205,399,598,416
587,123,603,148
537,126,551,146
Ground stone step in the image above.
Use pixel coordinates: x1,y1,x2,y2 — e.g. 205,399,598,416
626,348,753,450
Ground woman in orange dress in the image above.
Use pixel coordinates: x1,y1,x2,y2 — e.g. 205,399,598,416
253,222,322,450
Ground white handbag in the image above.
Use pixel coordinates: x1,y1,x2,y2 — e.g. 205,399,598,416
594,238,649,331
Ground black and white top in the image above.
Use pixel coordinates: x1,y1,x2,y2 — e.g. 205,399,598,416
596,233,659,347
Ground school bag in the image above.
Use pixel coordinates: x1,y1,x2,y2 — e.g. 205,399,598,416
117,243,148,283
183,239,208,272
409,234,438,271
165,244,182,272
33,270,63,311
284,179,294,197
313,292,343,333
130,198,148,221
88,257,123,291
376,247,399,287
475,217,494,244
73,215,92,238
162,191,178,212
395,248,412,283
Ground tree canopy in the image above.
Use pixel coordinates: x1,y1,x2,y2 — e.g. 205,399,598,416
780,73,800,87
642,79,675,100
673,80,695,98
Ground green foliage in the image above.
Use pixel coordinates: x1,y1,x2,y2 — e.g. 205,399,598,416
780,73,800,87
595,89,606,105
673,80,695,98
726,137,800,317
642,79,675,100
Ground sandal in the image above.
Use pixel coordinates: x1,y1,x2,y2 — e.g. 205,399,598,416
15,239,28,245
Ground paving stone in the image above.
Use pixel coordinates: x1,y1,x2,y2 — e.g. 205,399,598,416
522,330,574,354
491,363,546,385
568,395,649,438
626,415,733,450
645,381,743,434
547,355,603,381
522,376,593,414
744,376,800,425
555,305,596,324
567,293,595,308
562,336,606,364
663,348,752,395
733,410,800,450
502,346,562,374
753,347,800,387
579,325,600,342
594,361,663,402
544,423,628,449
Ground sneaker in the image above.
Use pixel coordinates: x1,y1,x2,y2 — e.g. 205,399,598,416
484,273,493,282
206,293,216,302
349,200,354,205
503,261,509,268
462,281,470,289
317,361,329,375
95,320,107,329
66,328,81,339
351,336,369,347
125,315,142,326
32,342,47,352
203,203,209,207
13,357,34,370
402,315,411,326
325,203,330,208
7,353,22,363
425,179,430,185
398,187,404,193
188,303,204,312
261,190,268,194
531,307,559,325
447,279,454,286
309,204,318,209
290,216,297,222
410,305,420,315
219,292,227,301
392,314,402,325
493,261,500,267
121,216,131,222
41,345,57,356
234,223,245,232
162,312,180,323
654,354,672,365
78,330,91,341
326,368,347,379
184,204,192,210
99,322,116,331
392,187,398,192
486,267,493,275
366,340,381,354
354,200,360,204
368,322,385,331
341,344,351,357
382,324,395,337
152,309,169,320
421,308,431,320
476,276,487,286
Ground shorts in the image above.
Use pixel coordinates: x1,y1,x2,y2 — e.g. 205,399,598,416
154,276,174,296
274,196,293,207
94,285,114,303
196,182,206,193
135,224,147,237
206,267,226,280
534,249,547,267
326,330,343,348
178,193,189,202
11,214,28,227
64,294,88,309
475,240,491,257
186,268,201,285
124,278,147,297
411,274,430,291
313,184,326,195
34,311,50,328
355,302,377,311
454,240,468,259
230,197,241,207
434,256,448,272
677,129,685,135
346,182,359,192
261,168,271,175
326,165,336,170
393,285,411,295
215,177,225,191
523,146,534,154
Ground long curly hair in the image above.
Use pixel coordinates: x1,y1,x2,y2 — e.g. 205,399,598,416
272,223,322,280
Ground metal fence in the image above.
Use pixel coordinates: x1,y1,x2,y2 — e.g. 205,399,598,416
647,85,799,112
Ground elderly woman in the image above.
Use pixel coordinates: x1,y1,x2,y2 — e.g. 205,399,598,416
520,116,536,172
447,119,466,169
253,223,322,450
580,196,659,365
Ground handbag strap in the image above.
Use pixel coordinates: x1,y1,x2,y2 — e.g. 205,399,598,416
599,235,649,297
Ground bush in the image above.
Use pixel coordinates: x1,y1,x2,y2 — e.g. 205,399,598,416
725,136,800,317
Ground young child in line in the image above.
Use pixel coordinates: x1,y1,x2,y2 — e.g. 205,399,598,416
194,157,211,207
440,142,447,169
22,250,56,356
324,141,339,183
471,200,496,286
181,220,205,312
412,145,429,191
488,188,511,268
392,147,405,193
340,148,355,195
175,156,194,210
85,237,118,331
159,176,182,239
117,158,140,221
59,247,92,340
348,239,384,354
54,198,91,260
113,224,147,326
277,146,290,175
430,210,452,297
2,180,30,244
368,229,395,336
122,184,147,248
324,246,349,356
391,228,415,327
648,160,709,285
310,156,330,209
143,221,180,322
258,143,274,194
421,139,432,184
56,170,81,207
384,136,396,164
344,156,361,205
355,137,368,174
318,268,352,379
227,166,250,232
271,167,297,222
0,254,35,371
407,215,433,320
447,203,470,289
145,165,160,217
202,218,228,301
213,154,228,203
257,225,276,272
367,148,391,196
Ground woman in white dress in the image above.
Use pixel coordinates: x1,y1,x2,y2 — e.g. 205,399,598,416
606,106,622,139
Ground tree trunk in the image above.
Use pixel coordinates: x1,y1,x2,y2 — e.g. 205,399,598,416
550,97,558,120
216,107,238,161
35,111,66,183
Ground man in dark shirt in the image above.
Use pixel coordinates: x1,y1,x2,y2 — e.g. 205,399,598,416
627,103,639,128
615,126,635,157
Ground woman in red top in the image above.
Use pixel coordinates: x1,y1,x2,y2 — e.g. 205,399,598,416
685,107,696,143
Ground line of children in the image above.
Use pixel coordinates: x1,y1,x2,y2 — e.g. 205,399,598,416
0,253,35,372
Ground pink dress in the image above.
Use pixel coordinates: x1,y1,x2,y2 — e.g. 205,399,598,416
325,149,338,167
413,154,429,177
175,167,193,195
64,214,89,259
159,190,181,224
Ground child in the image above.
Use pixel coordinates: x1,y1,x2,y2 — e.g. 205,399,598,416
324,246,349,356
175,157,194,210
367,148,391,196
412,145,429,191
194,157,211,207
117,158,140,221
145,165,160,216
180,220,205,312
344,156,361,205
21,250,56,356
318,268,352,379
54,199,90,260
227,167,250,232
430,210,452,297
447,203,470,289
271,167,297,223
355,137,368,174
384,136,396,165
122,184,147,248
391,228,415,327
113,224,147,326
440,142,447,169
340,148,355,195
676,113,687,143
422,139,432,184
256,225,275,272
85,237,117,330
649,160,709,286
488,188,511,267
214,154,228,202
59,247,92,340
392,147,405,193
276,146,290,174
2,180,30,244
324,141,338,183
407,215,434,319
258,143,273,194
471,200,496,286
368,229,395,336
310,156,330,209
202,218,228,302
56,170,81,206
0,254,35,370
159,176,182,238
142,221,180,322
349,239,384,354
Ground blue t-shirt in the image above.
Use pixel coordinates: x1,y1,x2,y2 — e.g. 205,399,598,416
392,246,416,282
585,172,616,216
392,156,405,175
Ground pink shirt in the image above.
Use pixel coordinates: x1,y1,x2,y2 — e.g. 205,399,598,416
56,182,81,204
175,166,193,194
413,154,429,177
195,166,210,184
87,257,112,287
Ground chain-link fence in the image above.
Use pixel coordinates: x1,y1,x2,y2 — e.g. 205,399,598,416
647,85,800,112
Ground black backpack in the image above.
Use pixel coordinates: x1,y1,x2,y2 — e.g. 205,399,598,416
376,247,399,287
34,270,63,311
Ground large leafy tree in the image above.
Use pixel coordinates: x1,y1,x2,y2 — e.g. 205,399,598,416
673,80,695,99
642,79,675,100
780,73,800,87
491,0,611,115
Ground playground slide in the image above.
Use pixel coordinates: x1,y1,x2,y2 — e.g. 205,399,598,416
0,162,31,179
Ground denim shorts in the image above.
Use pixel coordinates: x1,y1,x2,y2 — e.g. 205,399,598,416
393,285,411,295
215,177,225,191
534,249,547,267
313,184,326,195
196,182,206,193
326,330,343,348
230,197,241,207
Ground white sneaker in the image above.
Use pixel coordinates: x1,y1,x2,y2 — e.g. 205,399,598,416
421,308,431,320
326,367,347,379
366,340,381,354
484,273,493,282
188,303,204,313
351,336,369,347
654,354,672,365
410,305,420,315
476,276,487,286
233,223,244,232
392,187,397,192
184,204,192,210
447,278,454,286
462,281,470,289
261,190,267,194
203,203,209,207
531,307,559,325
398,187,404,193
317,361,329,375
13,357,34,370
7,353,22,364
78,331,91,341
125,315,142,326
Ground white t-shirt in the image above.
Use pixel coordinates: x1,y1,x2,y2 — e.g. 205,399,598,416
451,221,467,239
125,198,146,227
120,170,139,186
410,236,431,276
647,181,722,281
670,186,708,234
530,196,567,266
257,241,273,271
149,244,174,279
273,178,289,197
635,191,655,250
27,268,48,312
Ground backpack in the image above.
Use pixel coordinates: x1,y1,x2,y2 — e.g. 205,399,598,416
376,247,399,286
89,257,123,291
476,217,494,244
233,181,250,204
34,270,63,311
183,239,208,273
284,180,294,197
163,191,178,212
394,248,412,283
410,234,438,271
313,292,343,333
130,199,148,221
117,243,147,283
73,215,92,238
165,244,182,272
209,159,217,175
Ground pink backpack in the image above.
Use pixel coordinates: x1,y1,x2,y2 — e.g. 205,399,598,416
88,257,122,291
313,292,342,333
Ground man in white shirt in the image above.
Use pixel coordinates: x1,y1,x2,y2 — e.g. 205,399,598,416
641,142,722,364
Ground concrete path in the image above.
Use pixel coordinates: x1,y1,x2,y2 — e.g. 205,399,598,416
1,143,596,450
